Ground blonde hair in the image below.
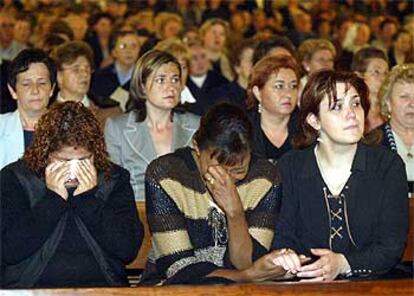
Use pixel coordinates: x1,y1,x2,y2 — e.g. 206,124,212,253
379,63,414,119
154,12,183,39
297,38,336,65
154,37,190,63
199,18,230,45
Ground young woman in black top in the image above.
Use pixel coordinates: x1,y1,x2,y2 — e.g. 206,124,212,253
273,70,408,281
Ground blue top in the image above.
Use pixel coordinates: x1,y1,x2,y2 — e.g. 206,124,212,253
23,130,34,149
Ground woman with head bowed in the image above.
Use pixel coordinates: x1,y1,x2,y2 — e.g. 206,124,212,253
1,102,143,288
144,103,307,285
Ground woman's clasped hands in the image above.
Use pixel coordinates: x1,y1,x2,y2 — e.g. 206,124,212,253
272,248,350,281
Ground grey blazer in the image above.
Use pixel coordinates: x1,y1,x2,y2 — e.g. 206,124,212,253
104,111,200,200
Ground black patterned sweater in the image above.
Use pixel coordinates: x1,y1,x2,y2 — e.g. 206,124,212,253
145,147,281,284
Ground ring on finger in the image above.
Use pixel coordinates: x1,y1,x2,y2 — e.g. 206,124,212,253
205,176,214,185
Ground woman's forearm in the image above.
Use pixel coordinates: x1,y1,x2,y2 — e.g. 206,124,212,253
227,211,253,269
207,250,287,282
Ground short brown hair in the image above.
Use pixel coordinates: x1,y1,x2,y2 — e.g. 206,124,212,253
109,29,140,52
293,70,370,148
50,41,94,70
155,37,190,64
246,55,299,110
297,38,336,67
351,47,388,73
154,12,183,39
229,38,256,70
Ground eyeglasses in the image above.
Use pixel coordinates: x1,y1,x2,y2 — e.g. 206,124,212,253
62,65,92,75
117,43,139,50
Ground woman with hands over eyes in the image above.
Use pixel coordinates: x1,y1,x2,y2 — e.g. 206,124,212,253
45,147,97,201
1,102,143,288
273,70,408,281
143,103,308,285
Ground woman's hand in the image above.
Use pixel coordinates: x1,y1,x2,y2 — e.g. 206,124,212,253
272,248,309,275
73,158,97,196
297,248,350,281
45,161,69,200
204,165,243,217
244,249,310,282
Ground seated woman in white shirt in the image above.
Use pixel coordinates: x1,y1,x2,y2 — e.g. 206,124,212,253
0,48,56,169
376,63,414,194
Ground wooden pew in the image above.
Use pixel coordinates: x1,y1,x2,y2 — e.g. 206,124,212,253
127,202,151,270
1,279,412,295
128,196,413,269
402,195,414,261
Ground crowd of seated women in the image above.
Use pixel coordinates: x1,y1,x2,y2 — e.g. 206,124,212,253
0,0,413,289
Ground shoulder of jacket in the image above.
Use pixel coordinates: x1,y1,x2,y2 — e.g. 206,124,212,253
106,112,132,126
176,112,200,126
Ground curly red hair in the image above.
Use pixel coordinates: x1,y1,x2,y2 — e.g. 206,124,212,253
24,101,111,177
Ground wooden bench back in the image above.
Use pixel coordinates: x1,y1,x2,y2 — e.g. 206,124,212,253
127,196,413,270
402,196,414,261
127,201,151,270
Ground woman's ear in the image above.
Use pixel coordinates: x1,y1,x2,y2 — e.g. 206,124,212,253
386,99,392,114
49,84,56,98
7,84,18,100
302,60,310,73
306,113,321,131
252,85,261,102
192,139,200,155
57,70,63,87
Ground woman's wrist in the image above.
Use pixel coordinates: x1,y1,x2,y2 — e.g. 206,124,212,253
338,253,351,275
239,266,255,282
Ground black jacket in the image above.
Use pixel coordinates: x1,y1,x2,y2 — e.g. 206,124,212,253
185,71,228,116
375,122,413,193
273,143,409,277
0,60,16,114
90,63,130,100
1,160,143,288
210,81,247,110
249,108,299,164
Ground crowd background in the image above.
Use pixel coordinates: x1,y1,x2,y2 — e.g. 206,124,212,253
1,0,413,289
1,0,414,115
